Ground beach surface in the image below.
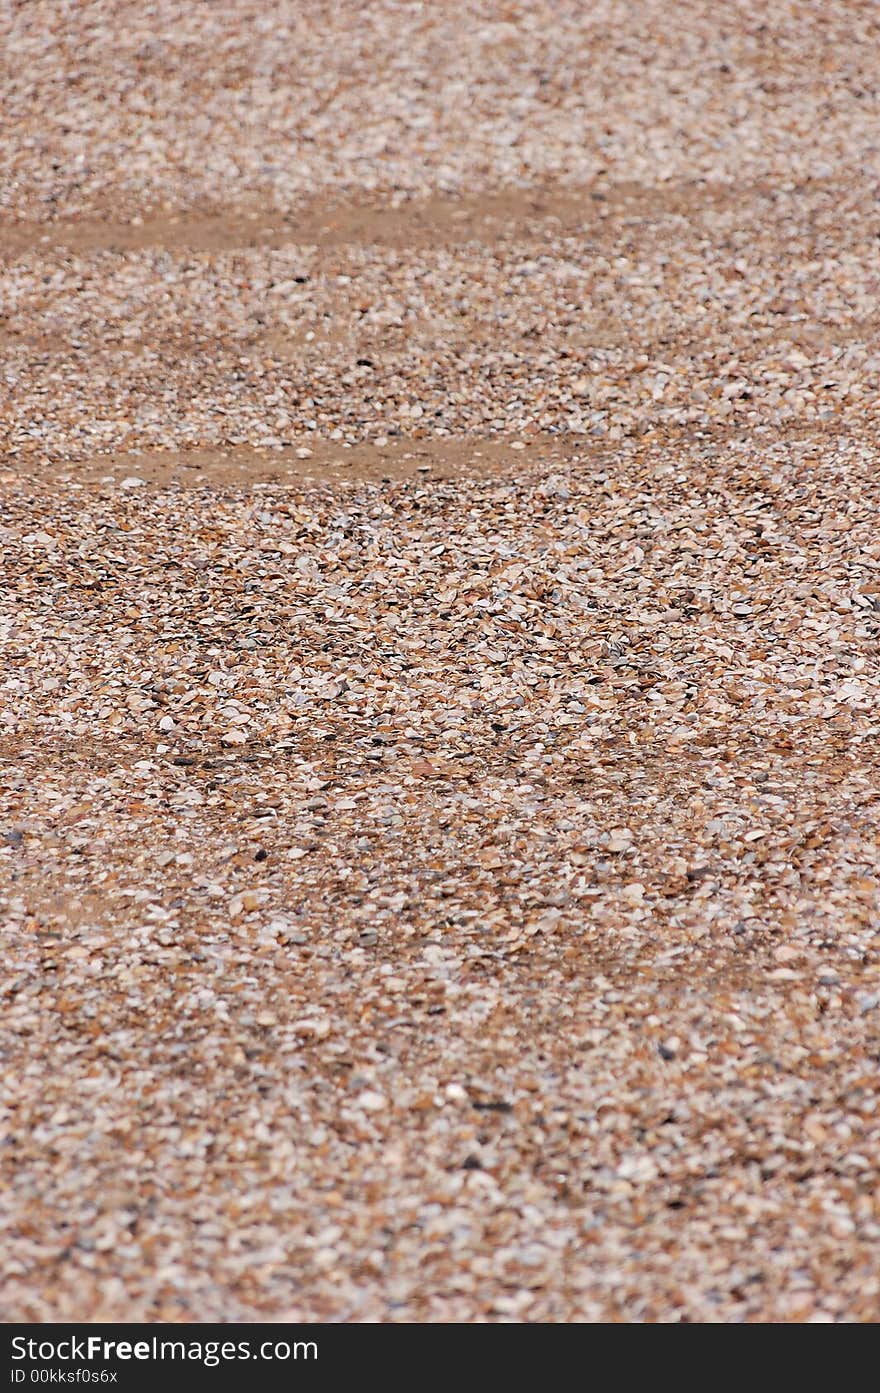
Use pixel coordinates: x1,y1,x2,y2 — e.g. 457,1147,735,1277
2,1,880,1321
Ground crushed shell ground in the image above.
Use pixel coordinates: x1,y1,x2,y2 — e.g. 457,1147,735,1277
2,1,880,1322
